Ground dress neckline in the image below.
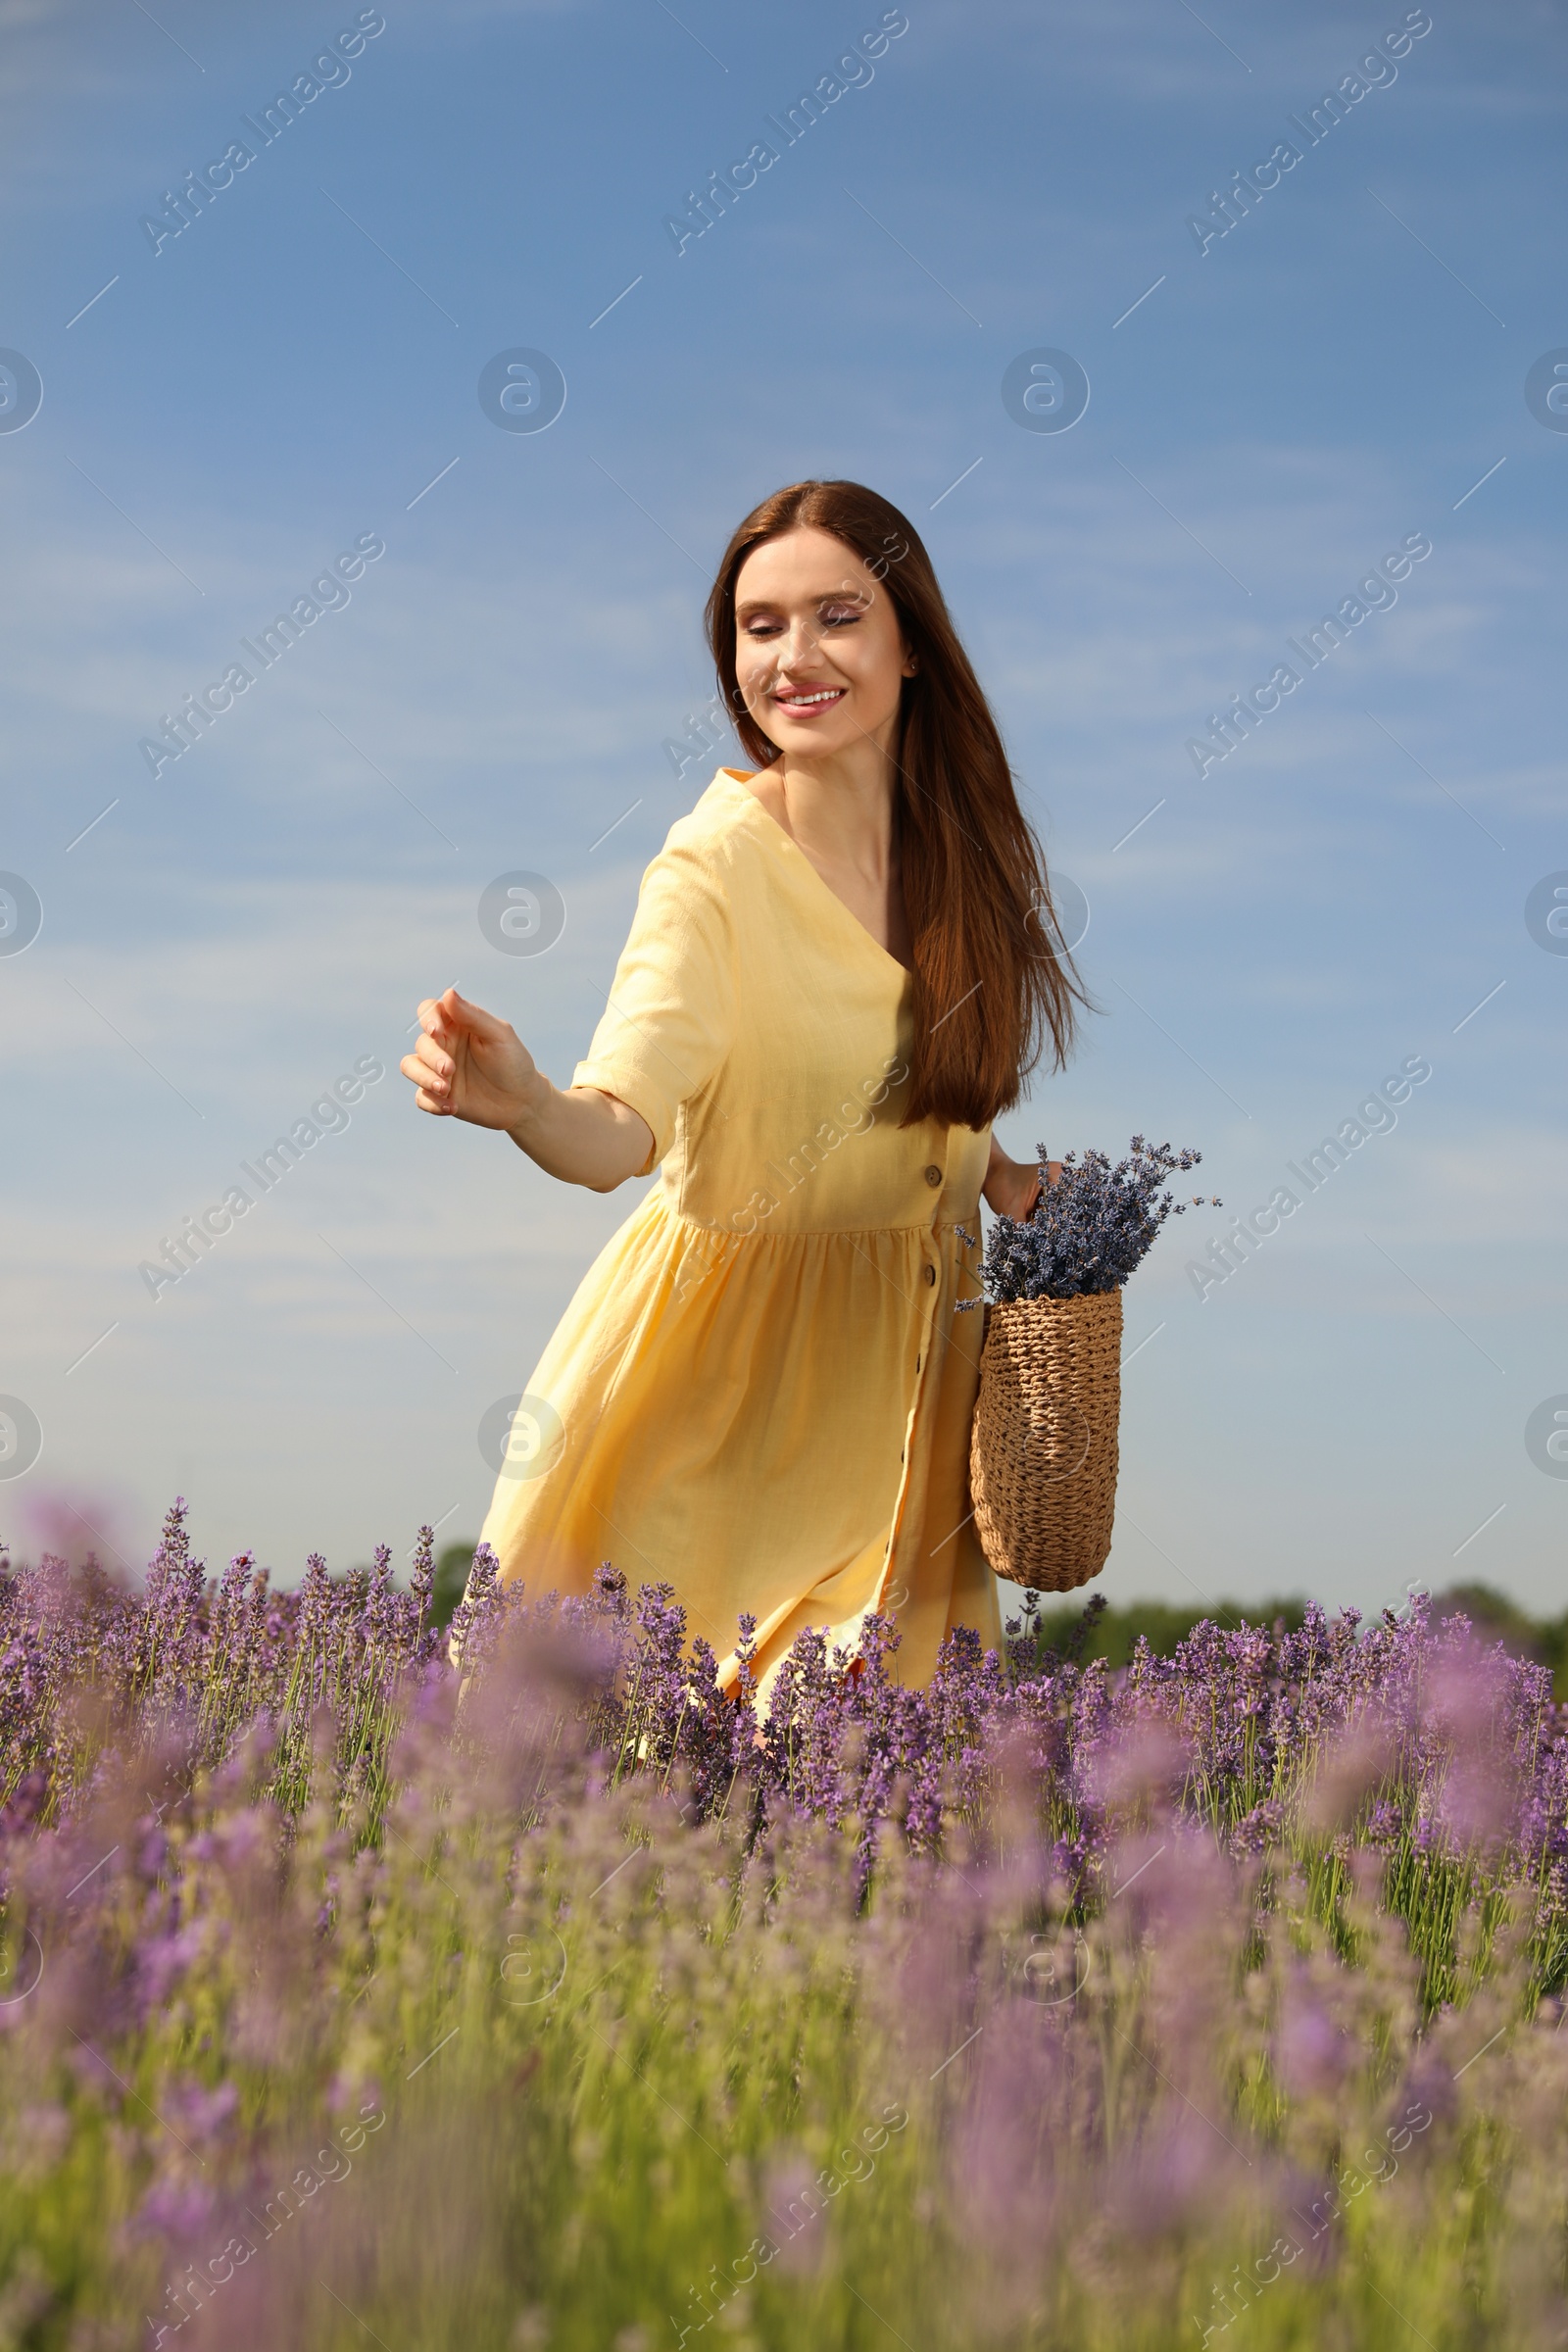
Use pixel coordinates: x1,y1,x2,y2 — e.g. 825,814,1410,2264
714,767,915,979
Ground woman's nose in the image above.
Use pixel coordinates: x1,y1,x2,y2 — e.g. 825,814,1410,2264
780,613,825,668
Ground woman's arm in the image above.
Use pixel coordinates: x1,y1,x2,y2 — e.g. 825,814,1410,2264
400,987,655,1193
981,1131,1061,1221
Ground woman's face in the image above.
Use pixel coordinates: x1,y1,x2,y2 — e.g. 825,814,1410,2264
732,524,916,761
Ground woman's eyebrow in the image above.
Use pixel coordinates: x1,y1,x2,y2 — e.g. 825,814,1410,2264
736,588,869,619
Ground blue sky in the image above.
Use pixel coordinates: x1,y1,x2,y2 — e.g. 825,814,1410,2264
2,0,1564,1619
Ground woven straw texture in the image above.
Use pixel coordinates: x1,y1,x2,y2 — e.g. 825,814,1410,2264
969,1290,1122,1592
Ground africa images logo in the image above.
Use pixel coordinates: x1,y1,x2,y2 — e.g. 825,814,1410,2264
137,535,386,778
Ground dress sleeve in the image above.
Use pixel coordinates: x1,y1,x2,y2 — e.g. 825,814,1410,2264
571,836,735,1175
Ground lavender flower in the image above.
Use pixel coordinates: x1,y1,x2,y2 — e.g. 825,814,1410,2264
0,1497,1564,2349
957,1135,1221,1305
1,1499,1564,1972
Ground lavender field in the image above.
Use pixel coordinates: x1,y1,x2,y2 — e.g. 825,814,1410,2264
2,1505,1567,2349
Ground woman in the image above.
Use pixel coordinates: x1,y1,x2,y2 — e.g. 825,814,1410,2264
401,480,1085,1693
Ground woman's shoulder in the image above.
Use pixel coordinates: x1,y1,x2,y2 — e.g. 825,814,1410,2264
661,766,768,873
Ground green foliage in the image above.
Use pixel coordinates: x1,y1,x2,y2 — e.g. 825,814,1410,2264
1439,1584,1568,1693
1022,1583,1568,1694
431,1542,476,1630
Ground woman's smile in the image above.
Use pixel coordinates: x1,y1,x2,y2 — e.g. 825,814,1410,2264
771,682,848,713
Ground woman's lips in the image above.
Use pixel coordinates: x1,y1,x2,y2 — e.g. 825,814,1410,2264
772,686,847,712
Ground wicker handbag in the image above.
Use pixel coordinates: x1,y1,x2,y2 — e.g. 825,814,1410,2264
969,1289,1122,1592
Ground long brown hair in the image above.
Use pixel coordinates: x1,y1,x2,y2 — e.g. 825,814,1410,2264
705,479,1089,1133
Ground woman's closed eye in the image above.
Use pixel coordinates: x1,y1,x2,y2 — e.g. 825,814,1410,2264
743,600,864,638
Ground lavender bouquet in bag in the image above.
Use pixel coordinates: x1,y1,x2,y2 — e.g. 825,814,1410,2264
958,1137,1217,1305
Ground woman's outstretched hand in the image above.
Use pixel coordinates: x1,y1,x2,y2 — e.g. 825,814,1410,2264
401,987,543,1131
401,986,656,1192
982,1138,1062,1221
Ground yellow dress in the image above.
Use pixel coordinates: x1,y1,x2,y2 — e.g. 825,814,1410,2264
478,765,1004,1693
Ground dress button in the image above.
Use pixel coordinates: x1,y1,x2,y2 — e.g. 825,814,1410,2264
923,1263,936,1287
923,1163,943,1187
